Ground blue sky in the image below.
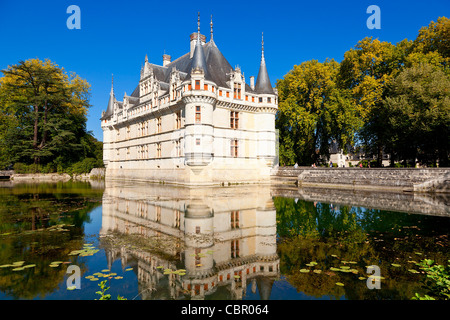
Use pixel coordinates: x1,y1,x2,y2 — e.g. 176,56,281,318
0,0,448,141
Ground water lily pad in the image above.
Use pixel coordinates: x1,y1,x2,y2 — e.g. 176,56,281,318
125,268,133,272
12,261,25,266
101,269,110,272
164,269,173,275
114,276,123,279
12,267,25,271
358,277,366,280
49,264,59,267
299,269,310,273
67,286,77,290
23,264,36,268
0,264,12,268
340,266,351,270
391,263,401,267
408,269,420,274
313,270,322,274
335,282,344,286
89,277,99,281
330,267,341,272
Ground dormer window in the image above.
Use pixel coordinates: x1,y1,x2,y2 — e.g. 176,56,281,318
233,83,241,99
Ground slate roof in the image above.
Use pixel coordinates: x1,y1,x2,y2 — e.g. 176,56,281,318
101,87,115,120
102,33,273,119
255,55,274,94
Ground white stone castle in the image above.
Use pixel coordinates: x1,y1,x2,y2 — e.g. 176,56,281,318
101,15,278,185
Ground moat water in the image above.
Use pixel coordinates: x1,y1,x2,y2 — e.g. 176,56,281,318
0,180,448,300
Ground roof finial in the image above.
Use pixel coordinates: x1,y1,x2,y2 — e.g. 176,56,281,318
210,14,214,42
261,32,265,63
111,74,114,92
262,32,264,54
197,12,201,41
145,54,148,63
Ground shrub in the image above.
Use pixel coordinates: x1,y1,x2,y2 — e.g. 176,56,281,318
68,158,97,175
412,259,450,300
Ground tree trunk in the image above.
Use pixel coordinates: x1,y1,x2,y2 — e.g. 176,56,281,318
40,99,48,149
33,104,39,164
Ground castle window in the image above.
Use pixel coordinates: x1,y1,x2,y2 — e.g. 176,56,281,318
219,90,222,97
268,97,271,103
233,83,241,99
195,106,201,123
231,240,239,258
204,84,208,90
230,111,239,129
157,143,161,158
157,117,162,133
174,209,181,228
230,210,239,229
175,111,182,129
176,139,182,157
231,139,238,157
252,96,255,102
195,80,200,90
226,91,229,98
188,84,192,90
156,205,161,222
259,97,263,103
195,248,201,267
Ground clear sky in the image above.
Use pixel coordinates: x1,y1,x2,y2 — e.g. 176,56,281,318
0,0,448,141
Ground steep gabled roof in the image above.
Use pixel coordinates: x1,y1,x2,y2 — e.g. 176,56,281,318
205,41,234,88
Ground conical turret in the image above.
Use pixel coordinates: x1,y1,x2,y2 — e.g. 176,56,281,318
255,33,274,94
190,12,210,79
101,74,115,119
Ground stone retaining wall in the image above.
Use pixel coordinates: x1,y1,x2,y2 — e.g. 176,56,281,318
271,186,450,216
272,167,450,193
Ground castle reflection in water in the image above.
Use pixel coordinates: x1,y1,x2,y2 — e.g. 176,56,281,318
100,181,279,300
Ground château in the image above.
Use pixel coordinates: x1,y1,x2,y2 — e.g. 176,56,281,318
101,15,278,185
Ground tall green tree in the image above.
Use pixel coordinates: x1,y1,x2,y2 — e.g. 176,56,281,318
385,63,450,166
276,59,362,166
0,58,98,169
338,37,407,166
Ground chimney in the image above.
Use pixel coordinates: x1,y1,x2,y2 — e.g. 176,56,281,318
163,54,171,67
250,76,255,90
190,32,206,58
